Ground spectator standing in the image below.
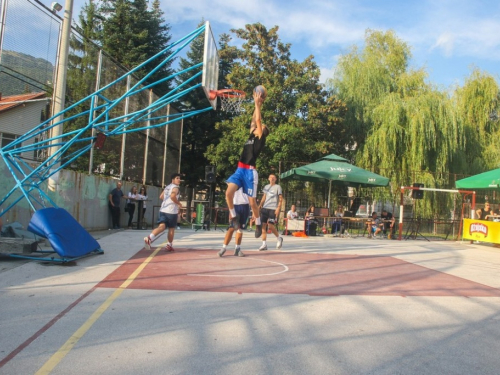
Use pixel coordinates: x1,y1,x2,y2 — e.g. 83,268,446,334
136,186,148,228
144,173,182,252
127,186,138,229
258,174,284,250
108,181,124,229
219,188,249,257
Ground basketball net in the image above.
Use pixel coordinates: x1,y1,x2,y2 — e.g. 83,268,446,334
214,89,245,114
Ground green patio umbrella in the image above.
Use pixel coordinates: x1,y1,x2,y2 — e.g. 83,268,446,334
455,169,500,189
280,154,390,209
280,154,390,188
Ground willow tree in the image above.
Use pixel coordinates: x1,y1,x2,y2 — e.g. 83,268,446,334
452,69,500,174
328,29,471,218
206,23,347,186
329,29,413,152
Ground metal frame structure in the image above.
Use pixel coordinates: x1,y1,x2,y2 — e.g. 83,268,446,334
397,186,476,240
0,21,219,217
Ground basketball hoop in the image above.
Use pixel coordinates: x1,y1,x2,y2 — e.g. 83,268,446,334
209,89,246,114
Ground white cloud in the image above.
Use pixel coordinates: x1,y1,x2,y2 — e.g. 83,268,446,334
68,0,500,86
432,32,455,57
319,65,336,85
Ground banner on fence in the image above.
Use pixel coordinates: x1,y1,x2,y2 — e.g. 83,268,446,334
463,219,500,243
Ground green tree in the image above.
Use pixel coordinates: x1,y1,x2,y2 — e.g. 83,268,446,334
63,0,103,172
206,23,347,185
62,0,174,174
329,29,414,153
328,29,500,218
99,0,173,95
452,69,500,173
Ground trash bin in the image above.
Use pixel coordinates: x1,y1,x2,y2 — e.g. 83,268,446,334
306,221,317,236
196,204,204,225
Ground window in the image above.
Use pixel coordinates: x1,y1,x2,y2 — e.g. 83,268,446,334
1,133,20,148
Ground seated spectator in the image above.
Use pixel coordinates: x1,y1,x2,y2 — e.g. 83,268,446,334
380,209,395,238
306,205,316,220
203,213,210,230
476,203,494,220
492,204,500,222
287,205,298,220
331,205,343,235
305,205,318,236
366,211,383,238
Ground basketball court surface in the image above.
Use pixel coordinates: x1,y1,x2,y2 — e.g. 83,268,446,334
2,229,500,374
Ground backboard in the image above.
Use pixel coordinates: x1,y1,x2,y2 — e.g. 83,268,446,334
202,21,219,110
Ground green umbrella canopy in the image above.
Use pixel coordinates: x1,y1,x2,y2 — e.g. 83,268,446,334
280,154,390,188
455,169,500,189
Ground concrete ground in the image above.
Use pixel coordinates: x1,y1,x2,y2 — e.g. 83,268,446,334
1,228,500,374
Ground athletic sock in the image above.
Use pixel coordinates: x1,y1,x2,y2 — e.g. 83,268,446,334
256,218,261,225
222,244,227,249
262,241,267,246
229,208,236,217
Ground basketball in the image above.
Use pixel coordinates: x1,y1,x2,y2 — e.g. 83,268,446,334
254,85,267,99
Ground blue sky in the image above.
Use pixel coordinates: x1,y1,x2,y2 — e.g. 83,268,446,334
67,0,500,88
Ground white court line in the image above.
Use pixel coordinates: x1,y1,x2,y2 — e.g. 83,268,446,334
188,258,289,277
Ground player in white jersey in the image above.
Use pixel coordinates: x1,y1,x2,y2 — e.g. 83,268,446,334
218,187,250,257
144,173,182,252
258,174,283,250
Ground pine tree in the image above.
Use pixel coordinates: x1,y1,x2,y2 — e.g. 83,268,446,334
99,0,173,96
63,0,103,172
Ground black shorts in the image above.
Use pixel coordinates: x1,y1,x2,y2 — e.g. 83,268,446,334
260,208,277,225
231,204,250,229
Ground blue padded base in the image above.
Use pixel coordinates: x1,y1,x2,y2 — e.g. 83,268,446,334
28,208,101,258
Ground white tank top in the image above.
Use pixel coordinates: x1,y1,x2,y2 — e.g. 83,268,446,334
234,188,249,205
160,183,179,214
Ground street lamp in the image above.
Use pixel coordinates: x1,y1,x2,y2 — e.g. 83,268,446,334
51,2,62,13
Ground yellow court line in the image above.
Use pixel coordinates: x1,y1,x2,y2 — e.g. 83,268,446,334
35,247,162,375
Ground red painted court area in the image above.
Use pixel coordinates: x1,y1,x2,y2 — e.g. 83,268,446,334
98,248,500,297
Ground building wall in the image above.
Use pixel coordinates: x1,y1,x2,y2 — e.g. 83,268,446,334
0,101,47,160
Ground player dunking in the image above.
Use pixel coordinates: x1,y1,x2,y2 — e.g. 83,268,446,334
225,88,269,238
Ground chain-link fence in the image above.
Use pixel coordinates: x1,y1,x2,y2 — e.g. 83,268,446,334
0,0,60,95
0,0,182,187
278,162,491,240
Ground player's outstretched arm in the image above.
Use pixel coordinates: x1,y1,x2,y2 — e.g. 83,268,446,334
251,91,264,138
